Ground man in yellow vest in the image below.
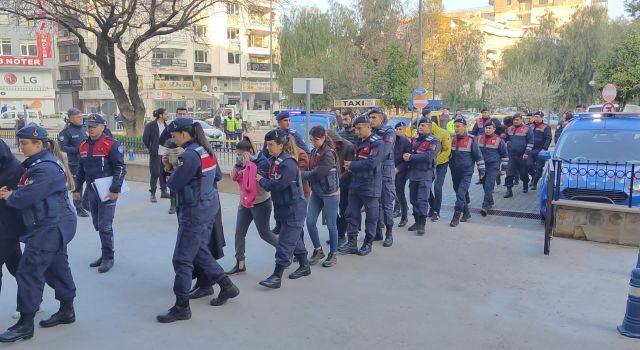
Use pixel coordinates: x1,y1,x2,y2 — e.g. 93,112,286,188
234,113,244,140
224,112,237,147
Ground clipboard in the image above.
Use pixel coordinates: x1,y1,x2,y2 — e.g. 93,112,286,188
93,177,129,202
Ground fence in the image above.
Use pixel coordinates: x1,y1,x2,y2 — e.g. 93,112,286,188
543,159,640,255
0,129,261,169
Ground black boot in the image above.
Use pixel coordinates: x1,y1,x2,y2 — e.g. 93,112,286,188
289,255,311,279
150,193,158,203
0,312,34,343
74,201,89,217
337,236,348,248
189,285,214,299
383,228,393,247
160,190,170,199
461,208,471,222
523,182,529,193
225,260,246,275
210,276,240,306
338,236,358,255
358,236,373,256
308,247,325,266
373,225,384,241
98,258,114,273
504,188,513,198
157,297,191,323
89,256,102,268
450,211,462,227
427,208,435,218
530,179,538,191
322,252,337,267
431,211,440,222
417,217,426,235
259,265,285,289
407,216,418,231
39,301,75,328
168,196,176,215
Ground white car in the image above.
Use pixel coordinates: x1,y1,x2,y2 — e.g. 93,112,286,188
0,110,42,129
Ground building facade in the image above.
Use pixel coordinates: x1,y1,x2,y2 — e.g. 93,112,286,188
0,14,57,116
54,1,281,123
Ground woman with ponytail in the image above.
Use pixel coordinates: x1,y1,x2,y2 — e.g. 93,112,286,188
0,125,77,343
158,117,239,323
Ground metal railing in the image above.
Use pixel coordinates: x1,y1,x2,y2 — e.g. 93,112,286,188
0,130,262,170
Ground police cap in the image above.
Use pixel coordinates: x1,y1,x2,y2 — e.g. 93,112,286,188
484,120,495,128
453,116,467,125
481,107,489,113
421,108,431,116
394,122,407,129
166,117,194,133
67,108,82,118
353,115,371,126
85,114,106,127
16,125,48,140
276,111,290,121
418,118,432,125
367,107,384,116
533,111,544,117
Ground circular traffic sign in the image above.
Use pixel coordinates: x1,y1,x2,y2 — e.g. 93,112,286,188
602,84,617,103
601,102,616,112
4,74,17,85
413,94,428,109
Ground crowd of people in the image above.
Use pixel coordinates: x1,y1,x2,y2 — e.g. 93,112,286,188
0,102,587,343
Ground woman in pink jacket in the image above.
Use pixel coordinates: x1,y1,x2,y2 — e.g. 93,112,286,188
226,138,278,274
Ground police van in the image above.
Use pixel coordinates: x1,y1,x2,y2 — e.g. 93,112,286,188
538,112,640,217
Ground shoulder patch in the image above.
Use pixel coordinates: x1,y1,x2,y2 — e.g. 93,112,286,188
117,145,124,154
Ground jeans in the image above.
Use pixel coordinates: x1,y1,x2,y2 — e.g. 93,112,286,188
306,192,340,253
428,163,449,213
234,199,278,261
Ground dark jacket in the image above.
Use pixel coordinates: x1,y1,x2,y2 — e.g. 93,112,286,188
143,119,167,156
75,134,127,194
58,123,87,166
0,139,25,240
394,134,411,173
531,122,553,151
328,130,354,190
471,117,503,136
302,147,339,196
505,124,534,156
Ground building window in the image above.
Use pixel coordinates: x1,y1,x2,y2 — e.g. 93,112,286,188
59,44,80,62
0,11,9,25
194,50,208,63
227,3,240,16
249,35,268,48
85,77,100,90
507,0,512,5
20,40,37,56
0,39,11,55
60,70,81,80
539,0,550,4
193,25,207,39
227,28,240,40
228,53,240,64
152,49,176,59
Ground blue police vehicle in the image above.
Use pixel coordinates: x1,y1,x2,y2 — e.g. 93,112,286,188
285,110,338,150
538,112,640,217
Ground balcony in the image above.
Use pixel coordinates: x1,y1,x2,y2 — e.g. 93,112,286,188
194,62,212,73
248,14,272,30
151,58,188,69
247,62,278,72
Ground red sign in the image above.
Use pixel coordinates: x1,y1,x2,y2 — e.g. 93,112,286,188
602,84,617,103
413,94,428,109
601,102,616,112
36,32,51,58
0,56,43,66
4,74,17,85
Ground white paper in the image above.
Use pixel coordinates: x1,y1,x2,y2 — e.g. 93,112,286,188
93,177,129,202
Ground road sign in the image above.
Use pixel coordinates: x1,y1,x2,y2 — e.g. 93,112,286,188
412,94,429,109
602,84,617,103
293,78,323,94
413,88,427,96
601,102,616,112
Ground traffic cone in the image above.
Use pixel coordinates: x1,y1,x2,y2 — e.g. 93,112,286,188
617,268,640,338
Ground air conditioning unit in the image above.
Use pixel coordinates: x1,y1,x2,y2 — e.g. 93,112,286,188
201,85,208,92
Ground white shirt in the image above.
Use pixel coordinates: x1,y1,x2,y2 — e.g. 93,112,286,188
157,121,166,155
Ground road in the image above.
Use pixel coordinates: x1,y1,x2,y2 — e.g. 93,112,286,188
0,181,639,349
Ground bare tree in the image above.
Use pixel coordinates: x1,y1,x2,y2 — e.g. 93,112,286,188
488,66,561,112
0,0,256,135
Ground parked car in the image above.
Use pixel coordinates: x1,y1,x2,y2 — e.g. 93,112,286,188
538,112,640,218
0,109,42,129
193,120,225,148
288,111,338,151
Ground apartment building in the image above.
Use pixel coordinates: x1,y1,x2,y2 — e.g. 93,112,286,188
0,13,57,115
56,1,280,122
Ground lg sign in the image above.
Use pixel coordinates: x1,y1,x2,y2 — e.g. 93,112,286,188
4,74,16,85
2,74,38,85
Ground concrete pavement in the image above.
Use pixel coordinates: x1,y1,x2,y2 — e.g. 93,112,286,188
0,181,639,349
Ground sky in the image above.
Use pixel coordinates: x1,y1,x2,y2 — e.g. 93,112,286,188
296,0,628,19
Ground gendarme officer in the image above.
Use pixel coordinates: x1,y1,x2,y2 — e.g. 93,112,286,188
58,108,89,217
0,125,77,343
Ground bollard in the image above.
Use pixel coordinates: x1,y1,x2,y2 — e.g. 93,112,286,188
637,249,640,269
618,268,640,338
128,146,135,161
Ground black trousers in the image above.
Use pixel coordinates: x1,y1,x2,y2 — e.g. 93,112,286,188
0,240,22,295
149,154,167,194
337,186,350,238
395,170,408,217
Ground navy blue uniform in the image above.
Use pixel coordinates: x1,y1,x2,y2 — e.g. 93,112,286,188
167,142,226,298
471,117,502,137
373,125,397,232
58,123,88,170
529,122,552,184
75,134,126,260
407,134,440,218
339,127,359,147
505,124,534,188
450,133,486,212
262,128,308,157
346,134,384,241
7,151,76,313
259,153,308,267
0,139,24,295
478,133,508,207
394,134,411,219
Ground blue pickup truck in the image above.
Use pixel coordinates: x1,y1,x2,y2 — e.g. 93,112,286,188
538,113,640,218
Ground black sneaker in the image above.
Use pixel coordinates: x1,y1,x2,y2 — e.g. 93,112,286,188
431,212,440,222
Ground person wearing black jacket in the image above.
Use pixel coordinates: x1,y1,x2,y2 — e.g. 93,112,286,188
58,108,89,217
143,108,170,203
159,107,189,214
327,129,353,247
0,139,24,296
393,122,411,227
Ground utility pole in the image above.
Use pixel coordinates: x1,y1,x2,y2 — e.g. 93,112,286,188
269,0,274,121
418,0,423,88
433,63,436,101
